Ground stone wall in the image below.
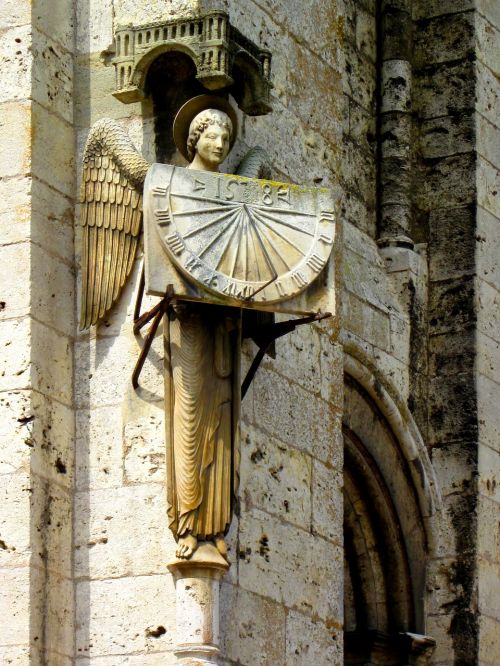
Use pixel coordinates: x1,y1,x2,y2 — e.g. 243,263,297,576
0,0,498,664
73,1,344,664
475,2,500,664
0,1,76,663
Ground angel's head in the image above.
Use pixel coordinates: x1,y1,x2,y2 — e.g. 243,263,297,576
186,109,233,169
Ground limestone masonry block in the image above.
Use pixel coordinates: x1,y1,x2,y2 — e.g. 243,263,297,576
0,567,31,647
477,156,500,217
32,29,74,124
0,101,31,178
75,575,176,658
285,610,342,665
32,0,75,53
31,103,74,198
312,458,343,545
239,423,312,530
238,507,342,623
220,583,286,665
476,12,500,74
123,408,165,485
0,25,32,103
74,484,174,579
0,318,31,393
31,320,73,406
252,365,342,464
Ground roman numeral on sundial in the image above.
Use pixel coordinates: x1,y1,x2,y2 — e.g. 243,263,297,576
152,185,169,196
155,209,171,226
166,232,184,256
320,210,335,222
291,271,307,287
307,253,324,271
319,233,333,245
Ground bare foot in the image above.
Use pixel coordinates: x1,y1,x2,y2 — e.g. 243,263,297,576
176,533,198,559
214,534,227,559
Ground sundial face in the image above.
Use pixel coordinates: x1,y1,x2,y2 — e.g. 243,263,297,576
147,165,335,305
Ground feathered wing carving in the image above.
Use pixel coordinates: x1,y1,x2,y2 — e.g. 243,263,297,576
79,118,150,329
235,145,270,179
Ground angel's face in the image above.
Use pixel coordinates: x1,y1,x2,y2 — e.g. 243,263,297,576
196,123,231,167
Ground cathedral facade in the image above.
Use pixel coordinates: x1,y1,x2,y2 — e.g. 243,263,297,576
0,0,498,664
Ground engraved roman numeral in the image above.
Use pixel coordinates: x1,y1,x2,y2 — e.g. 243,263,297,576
320,210,335,222
185,255,202,271
222,282,253,299
152,185,168,196
165,232,184,255
275,281,288,298
291,271,307,287
319,233,333,245
155,209,171,226
203,273,218,288
306,253,324,271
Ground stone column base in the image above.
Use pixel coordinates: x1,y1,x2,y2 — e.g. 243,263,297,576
168,543,230,665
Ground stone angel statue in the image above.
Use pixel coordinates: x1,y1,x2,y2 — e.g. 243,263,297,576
79,98,267,329
80,96,268,561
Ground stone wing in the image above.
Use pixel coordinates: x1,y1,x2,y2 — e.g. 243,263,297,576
79,118,150,329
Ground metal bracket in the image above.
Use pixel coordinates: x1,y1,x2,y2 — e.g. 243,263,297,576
132,272,174,389
241,311,332,400
131,263,331,396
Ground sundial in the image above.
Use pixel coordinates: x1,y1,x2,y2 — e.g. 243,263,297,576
144,163,336,310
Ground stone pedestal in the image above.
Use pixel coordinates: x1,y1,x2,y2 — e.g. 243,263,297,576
168,543,230,665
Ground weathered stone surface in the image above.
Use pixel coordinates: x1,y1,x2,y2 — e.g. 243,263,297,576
428,206,475,281
477,0,500,29
477,278,500,341
220,583,286,665
32,103,74,198
31,320,73,406
74,484,174,579
413,0,473,19
0,567,31,646
420,115,474,160
476,12,500,74
285,610,342,665
0,26,32,103
478,374,500,451
75,575,176,658
123,408,165,485
32,29,74,124
414,12,475,67
75,654,176,665
478,614,500,665
428,277,475,336
251,365,343,464
0,101,31,177
414,59,475,119
477,156,500,218
75,406,123,490
239,423,312,530
311,458,342,544
238,508,342,622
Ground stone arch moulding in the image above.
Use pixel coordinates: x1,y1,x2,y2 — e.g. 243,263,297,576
111,12,272,116
344,351,442,544
343,350,442,661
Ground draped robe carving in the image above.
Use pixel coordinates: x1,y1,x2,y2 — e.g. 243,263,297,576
165,305,240,544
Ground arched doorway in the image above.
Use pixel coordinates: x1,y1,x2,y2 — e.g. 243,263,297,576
343,356,439,665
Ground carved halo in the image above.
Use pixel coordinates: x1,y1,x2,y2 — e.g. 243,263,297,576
173,94,238,160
